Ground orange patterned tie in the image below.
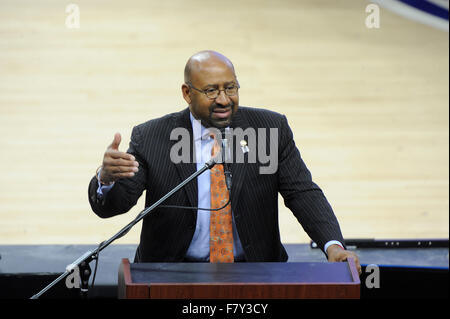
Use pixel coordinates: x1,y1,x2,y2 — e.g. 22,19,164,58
210,134,234,263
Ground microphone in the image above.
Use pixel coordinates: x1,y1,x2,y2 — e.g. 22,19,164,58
220,128,232,192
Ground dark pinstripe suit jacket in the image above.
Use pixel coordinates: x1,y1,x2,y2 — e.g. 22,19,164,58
88,106,345,262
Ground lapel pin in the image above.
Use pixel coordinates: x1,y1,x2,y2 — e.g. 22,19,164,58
240,140,249,154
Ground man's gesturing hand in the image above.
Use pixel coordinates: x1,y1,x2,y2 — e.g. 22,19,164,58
99,133,139,185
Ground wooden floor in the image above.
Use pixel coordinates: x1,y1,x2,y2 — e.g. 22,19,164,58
0,0,448,245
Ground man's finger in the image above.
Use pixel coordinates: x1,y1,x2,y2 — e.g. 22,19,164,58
109,165,139,174
354,259,362,275
109,132,122,150
346,255,362,275
104,157,138,168
106,149,136,162
115,171,136,178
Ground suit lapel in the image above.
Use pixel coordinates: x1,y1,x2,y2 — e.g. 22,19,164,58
171,108,198,208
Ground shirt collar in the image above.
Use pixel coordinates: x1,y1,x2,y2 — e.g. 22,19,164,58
190,112,211,141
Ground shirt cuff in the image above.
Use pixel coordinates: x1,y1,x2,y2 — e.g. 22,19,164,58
324,240,345,253
96,168,115,198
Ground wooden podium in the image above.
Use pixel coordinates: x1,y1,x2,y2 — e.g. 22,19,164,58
118,258,360,299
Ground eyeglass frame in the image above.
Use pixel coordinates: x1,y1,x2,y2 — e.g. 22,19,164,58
186,82,240,99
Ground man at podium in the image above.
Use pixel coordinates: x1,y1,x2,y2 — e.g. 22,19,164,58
88,50,361,274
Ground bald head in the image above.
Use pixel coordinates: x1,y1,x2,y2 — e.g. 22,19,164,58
181,50,239,128
184,50,236,84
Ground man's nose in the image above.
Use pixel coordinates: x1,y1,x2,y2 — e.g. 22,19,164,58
215,90,231,106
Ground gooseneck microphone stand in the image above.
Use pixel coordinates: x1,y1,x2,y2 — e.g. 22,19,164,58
30,156,219,299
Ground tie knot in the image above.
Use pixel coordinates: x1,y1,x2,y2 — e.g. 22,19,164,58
210,133,221,157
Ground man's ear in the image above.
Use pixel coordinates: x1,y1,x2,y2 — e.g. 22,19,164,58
181,84,192,104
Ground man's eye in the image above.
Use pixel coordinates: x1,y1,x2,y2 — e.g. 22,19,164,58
205,88,217,94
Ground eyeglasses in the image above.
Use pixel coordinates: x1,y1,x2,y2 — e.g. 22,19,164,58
187,83,240,99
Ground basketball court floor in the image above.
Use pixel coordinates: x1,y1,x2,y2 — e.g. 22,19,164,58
0,0,448,247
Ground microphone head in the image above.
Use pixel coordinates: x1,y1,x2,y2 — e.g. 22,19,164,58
219,127,226,138
208,127,231,164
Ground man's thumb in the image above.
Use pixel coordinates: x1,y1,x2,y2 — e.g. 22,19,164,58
110,132,121,150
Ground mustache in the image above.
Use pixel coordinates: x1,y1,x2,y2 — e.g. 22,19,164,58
209,101,235,112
